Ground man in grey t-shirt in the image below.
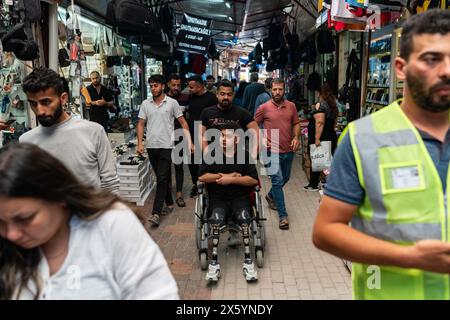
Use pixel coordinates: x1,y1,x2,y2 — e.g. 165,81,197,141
136,75,193,227
20,67,120,194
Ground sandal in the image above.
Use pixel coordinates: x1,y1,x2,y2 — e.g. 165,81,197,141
148,213,160,227
279,218,289,230
176,197,186,207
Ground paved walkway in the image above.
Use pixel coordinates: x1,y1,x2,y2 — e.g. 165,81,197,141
132,154,352,300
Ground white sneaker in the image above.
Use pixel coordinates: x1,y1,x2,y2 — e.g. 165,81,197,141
205,263,221,282
243,260,258,281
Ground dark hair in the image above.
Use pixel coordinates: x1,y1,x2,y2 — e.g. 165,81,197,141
250,72,259,82
231,79,237,85
218,121,240,131
271,78,285,88
217,80,234,91
235,81,249,98
167,74,180,82
22,67,64,96
264,77,273,90
90,71,100,77
206,75,215,80
148,74,165,84
319,83,338,118
188,75,204,85
60,77,69,94
0,144,120,299
400,9,450,60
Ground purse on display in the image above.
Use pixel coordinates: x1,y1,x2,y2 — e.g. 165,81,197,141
104,29,118,57
82,36,95,55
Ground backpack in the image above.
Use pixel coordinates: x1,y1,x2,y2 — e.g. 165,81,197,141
1,23,38,61
17,0,42,23
316,30,335,54
106,0,160,36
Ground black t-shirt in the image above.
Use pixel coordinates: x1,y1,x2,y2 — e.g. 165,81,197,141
199,151,258,201
169,93,189,129
87,84,114,120
187,91,218,132
200,105,254,130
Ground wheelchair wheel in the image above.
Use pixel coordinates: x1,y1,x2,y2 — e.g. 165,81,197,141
260,222,266,249
199,252,208,270
256,249,264,268
195,214,202,250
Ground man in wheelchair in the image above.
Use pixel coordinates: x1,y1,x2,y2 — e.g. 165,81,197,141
198,122,259,282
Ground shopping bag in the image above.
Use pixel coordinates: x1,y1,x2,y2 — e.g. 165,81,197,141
310,141,332,172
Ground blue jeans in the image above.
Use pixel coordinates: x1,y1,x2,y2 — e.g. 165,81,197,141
267,152,294,219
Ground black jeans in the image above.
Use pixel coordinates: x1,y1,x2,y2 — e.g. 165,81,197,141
208,196,252,227
188,152,199,186
147,148,174,214
173,140,184,193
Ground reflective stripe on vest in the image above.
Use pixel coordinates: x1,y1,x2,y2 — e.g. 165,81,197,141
350,110,442,242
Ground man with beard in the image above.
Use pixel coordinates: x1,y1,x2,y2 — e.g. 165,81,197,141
313,9,450,300
167,74,189,207
20,67,120,194
85,71,115,132
136,75,192,227
255,79,300,230
186,75,218,198
200,80,260,247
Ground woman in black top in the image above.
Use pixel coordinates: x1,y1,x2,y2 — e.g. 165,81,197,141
304,84,338,191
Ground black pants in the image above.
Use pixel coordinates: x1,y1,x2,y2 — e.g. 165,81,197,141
208,196,252,227
173,141,184,193
308,139,337,188
147,148,174,214
188,152,199,186
89,110,109,132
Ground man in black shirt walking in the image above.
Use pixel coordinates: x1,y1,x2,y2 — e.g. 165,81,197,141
167,74,189,207
85,71,115,132
187,75,218,197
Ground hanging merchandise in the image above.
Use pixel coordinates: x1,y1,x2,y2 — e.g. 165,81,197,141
414,0,448,12
316,30,335,54
331,0,367,24
58,47,70,67
1,23,39,61
106,0,161,36
191,53,206,75
307,71,322,92
17,0,42,23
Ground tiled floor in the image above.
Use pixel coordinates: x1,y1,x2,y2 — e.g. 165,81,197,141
132,154,352,300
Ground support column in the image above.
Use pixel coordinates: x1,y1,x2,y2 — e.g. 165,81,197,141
48,2,59,72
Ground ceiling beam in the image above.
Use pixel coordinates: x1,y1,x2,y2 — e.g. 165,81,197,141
246,5,293,19
292,0,317,19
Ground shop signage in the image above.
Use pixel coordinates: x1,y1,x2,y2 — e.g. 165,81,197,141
316,9,328,28
176,13,212,54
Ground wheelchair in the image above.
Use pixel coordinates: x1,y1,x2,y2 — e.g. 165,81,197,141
194,181,266,282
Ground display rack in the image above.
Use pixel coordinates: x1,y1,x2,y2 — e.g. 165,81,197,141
364,34,392,115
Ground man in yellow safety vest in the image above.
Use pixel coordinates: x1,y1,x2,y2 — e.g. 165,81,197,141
313,9,450,299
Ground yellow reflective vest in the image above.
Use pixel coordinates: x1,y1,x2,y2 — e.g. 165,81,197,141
345,101,450,299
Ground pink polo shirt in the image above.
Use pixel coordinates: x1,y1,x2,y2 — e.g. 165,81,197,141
254,99,300,153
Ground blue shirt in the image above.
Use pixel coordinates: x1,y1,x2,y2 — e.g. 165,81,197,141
324,129,450,205
254,92,271,115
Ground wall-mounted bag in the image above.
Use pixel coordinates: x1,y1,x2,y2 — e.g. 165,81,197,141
106,0,160,35
104,29,118,57
316,30,335,54
58,48,70,67
1,23,39,61
82,36,95,55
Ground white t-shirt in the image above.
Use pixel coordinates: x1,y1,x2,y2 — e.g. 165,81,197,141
138,95,183,149
16,203,179,300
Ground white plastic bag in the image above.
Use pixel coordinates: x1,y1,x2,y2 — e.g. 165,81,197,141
310,141,332,172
